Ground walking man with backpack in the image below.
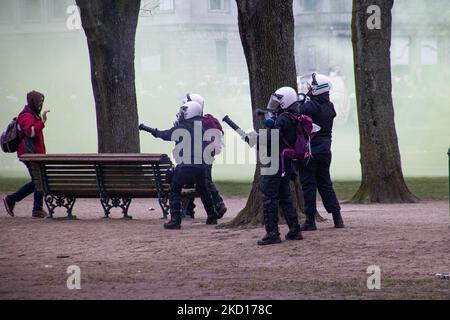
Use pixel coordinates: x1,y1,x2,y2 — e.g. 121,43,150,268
178,93,227,220
255,87,303,245
297,73,344,231
2,90,49,218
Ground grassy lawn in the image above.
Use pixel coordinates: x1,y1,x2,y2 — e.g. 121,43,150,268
215,177,449,201
0,176,448,201
0,177,31,193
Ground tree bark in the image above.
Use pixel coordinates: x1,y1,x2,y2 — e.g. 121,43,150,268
76,0,141,153
223,0,306,228
351,0,417,203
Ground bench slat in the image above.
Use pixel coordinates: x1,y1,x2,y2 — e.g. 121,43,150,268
46,175,97,179
21,153,171,164
48,185,98,189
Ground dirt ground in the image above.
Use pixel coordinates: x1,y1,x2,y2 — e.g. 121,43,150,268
0,193,449,300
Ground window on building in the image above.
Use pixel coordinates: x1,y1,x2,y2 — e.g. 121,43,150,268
21,0,43,23
0,0,14,23
159,0,174,12
391,37,410,66
216,39,228,74
306,46,317,71
329,0,352,13
303,0,318,12
421,39,438,65
48,0,72,21
210,0,230,12
448,40,450,65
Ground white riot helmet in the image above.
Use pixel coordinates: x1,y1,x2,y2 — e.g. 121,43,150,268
177,101,203,121
181,93,205,110
267,87,298,111
305,73,332,96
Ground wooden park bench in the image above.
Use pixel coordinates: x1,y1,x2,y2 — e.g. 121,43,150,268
19,153,196,220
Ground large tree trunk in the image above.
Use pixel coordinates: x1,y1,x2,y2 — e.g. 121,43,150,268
76,0,141,153
351,0,417,203
224,0,306,228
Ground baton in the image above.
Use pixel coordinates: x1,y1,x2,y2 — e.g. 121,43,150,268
222,115,247,141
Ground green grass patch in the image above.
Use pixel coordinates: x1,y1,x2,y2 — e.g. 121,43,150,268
215,177,449,201
214,181,253,197
334,177,449,201
0,176,448,201
0,177,29,192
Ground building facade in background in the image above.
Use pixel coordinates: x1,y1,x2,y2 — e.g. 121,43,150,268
1,0,449,90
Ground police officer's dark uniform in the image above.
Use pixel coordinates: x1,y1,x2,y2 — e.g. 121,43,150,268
184,165,226,219
257,90,303,245
297,90,344,230
141,110,217,230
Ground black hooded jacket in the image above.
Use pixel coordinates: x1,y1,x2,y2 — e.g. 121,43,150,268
260,107,298,177
297,92,336,154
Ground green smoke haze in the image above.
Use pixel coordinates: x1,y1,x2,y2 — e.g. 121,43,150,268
0,0,449,180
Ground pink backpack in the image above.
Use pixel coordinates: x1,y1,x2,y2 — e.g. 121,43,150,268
280,113,316,176
202,114,224,155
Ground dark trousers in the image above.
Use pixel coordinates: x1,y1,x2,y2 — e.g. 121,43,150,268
299,152,341,217
260,175,300,236
170,165,216,224
186,165,223,213
8,161,44,211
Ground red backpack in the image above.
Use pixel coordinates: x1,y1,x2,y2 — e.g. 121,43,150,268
203,114,223,133
202,114,224,155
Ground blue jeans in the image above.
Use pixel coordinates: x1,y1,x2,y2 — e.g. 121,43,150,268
8,161,44,212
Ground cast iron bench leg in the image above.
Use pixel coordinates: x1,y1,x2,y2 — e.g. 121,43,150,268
121,198,132,220
158,194,170,219
65,196,77,220
100,197,111,219
100,197,133,220
44,194,77,219
44,194,55,219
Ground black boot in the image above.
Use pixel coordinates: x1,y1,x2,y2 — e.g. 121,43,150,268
285,228,303,241
257,232,282,246
206,216,218,225
216,202,227,219
332,212,345,228
205,205,218,225
300,214,317,231
284,215,303,240
164,216,181,230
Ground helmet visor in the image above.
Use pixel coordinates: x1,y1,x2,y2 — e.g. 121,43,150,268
267,93,283,111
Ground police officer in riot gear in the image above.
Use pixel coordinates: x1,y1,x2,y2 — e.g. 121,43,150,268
256,87,303,245
297,73,344,230
139,101,218,229
179,93,227,220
